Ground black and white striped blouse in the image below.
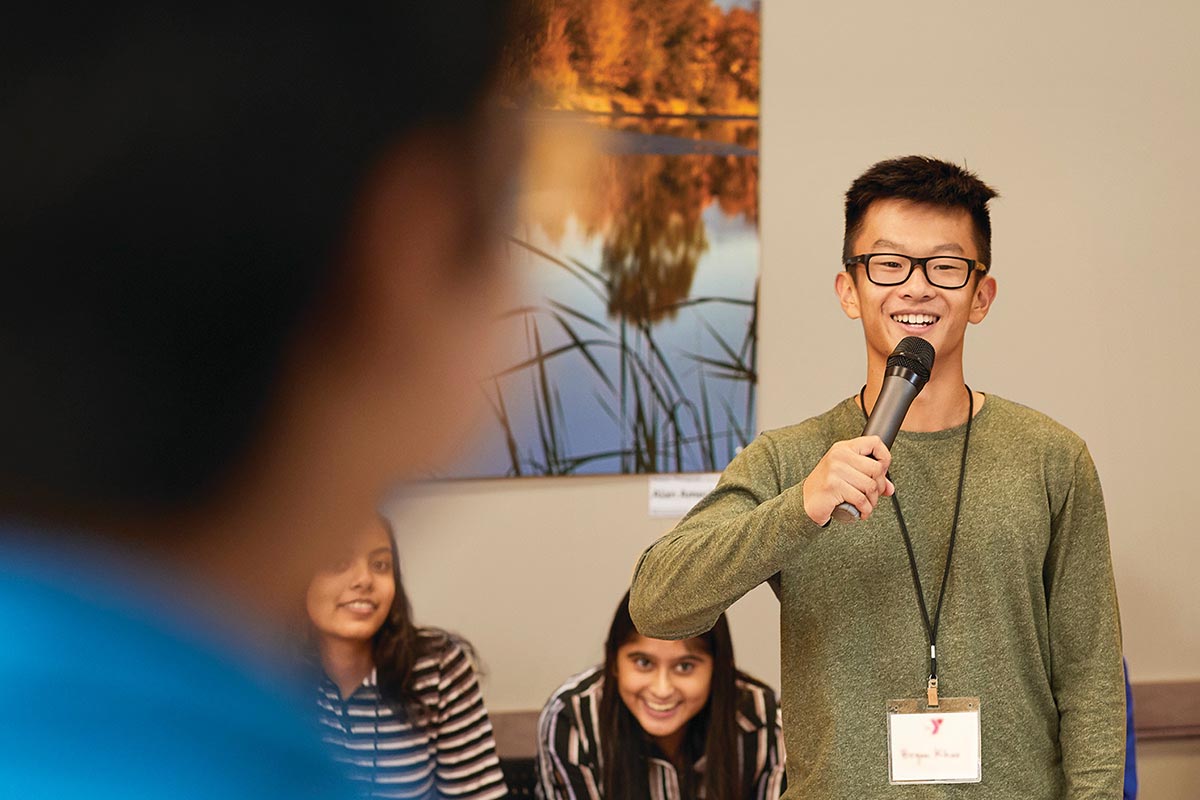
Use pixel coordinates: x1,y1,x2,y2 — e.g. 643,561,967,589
316,631,508,799
535,666,786,800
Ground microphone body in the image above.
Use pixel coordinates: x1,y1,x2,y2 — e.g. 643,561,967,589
860,366,925,447
830,337,934,523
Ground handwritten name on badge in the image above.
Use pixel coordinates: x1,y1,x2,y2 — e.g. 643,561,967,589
887,704,981,784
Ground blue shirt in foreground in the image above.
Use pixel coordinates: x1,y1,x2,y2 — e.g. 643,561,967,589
0,529,352,800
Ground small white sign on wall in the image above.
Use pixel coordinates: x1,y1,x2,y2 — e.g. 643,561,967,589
648,473,721,518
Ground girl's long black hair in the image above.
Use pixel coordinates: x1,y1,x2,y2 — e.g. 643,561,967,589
599,591,753,800
370,516,469,725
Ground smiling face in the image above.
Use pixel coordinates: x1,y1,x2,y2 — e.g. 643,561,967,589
614,634,714,758
305,519,396,647
836,198,996,375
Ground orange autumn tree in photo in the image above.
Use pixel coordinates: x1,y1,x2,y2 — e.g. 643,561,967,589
507,0,760,116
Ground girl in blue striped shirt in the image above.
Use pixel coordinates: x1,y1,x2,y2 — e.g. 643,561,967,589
306,517,508,799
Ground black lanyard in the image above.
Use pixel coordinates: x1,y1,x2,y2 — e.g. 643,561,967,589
858,384,974,707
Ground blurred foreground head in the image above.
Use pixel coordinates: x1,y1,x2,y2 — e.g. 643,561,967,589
1,5,523,542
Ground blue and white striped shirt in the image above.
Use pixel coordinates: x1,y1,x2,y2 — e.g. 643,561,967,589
316,631,508,799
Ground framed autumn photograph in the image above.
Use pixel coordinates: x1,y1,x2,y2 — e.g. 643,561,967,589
447,0,761,478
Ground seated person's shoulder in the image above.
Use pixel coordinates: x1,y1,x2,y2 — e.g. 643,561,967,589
538,666,605,744
414,627,478,677
543,665,605,712
732,672,782,732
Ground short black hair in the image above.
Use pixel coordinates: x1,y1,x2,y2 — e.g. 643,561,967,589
843,155,998,266
1,4,518,517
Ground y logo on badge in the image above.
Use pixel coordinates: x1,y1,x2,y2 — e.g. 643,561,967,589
930,718,944,735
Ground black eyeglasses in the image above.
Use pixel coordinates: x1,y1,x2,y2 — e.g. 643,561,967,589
844,253,988,290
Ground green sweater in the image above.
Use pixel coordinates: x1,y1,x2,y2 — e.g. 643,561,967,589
630,395,1124,799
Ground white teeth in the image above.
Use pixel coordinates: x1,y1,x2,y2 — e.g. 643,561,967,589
646,700,678,712
892,313,938,325
344,601,375,610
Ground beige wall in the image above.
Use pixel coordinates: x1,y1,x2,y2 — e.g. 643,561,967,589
1139,739,1200,797
391,0,1200,795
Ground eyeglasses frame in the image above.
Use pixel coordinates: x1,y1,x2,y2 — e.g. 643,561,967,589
843,252,989,290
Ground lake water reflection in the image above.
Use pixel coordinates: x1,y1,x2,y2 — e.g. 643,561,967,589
445,114,759,478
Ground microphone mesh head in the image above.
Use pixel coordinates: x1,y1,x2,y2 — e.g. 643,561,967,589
887,336,935,381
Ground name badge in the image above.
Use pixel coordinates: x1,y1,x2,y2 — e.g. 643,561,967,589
886,696,981,784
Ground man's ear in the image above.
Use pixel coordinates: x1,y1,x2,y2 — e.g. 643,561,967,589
969,275,997,324
835,270,861,320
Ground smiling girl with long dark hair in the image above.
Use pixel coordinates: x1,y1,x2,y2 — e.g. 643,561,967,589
306,516,508,799
536,591,785,799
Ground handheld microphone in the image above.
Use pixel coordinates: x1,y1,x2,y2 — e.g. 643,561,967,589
831,336,935,523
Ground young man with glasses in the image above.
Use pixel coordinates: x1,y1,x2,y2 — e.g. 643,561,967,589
630,156,1124,798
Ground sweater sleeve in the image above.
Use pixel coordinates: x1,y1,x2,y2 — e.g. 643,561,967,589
629,432,827,639
535,693,601,800
433,641,509,800
1044,445,1125,799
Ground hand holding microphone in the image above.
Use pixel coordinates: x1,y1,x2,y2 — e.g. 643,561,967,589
802,337,936,525
801,435,895,524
